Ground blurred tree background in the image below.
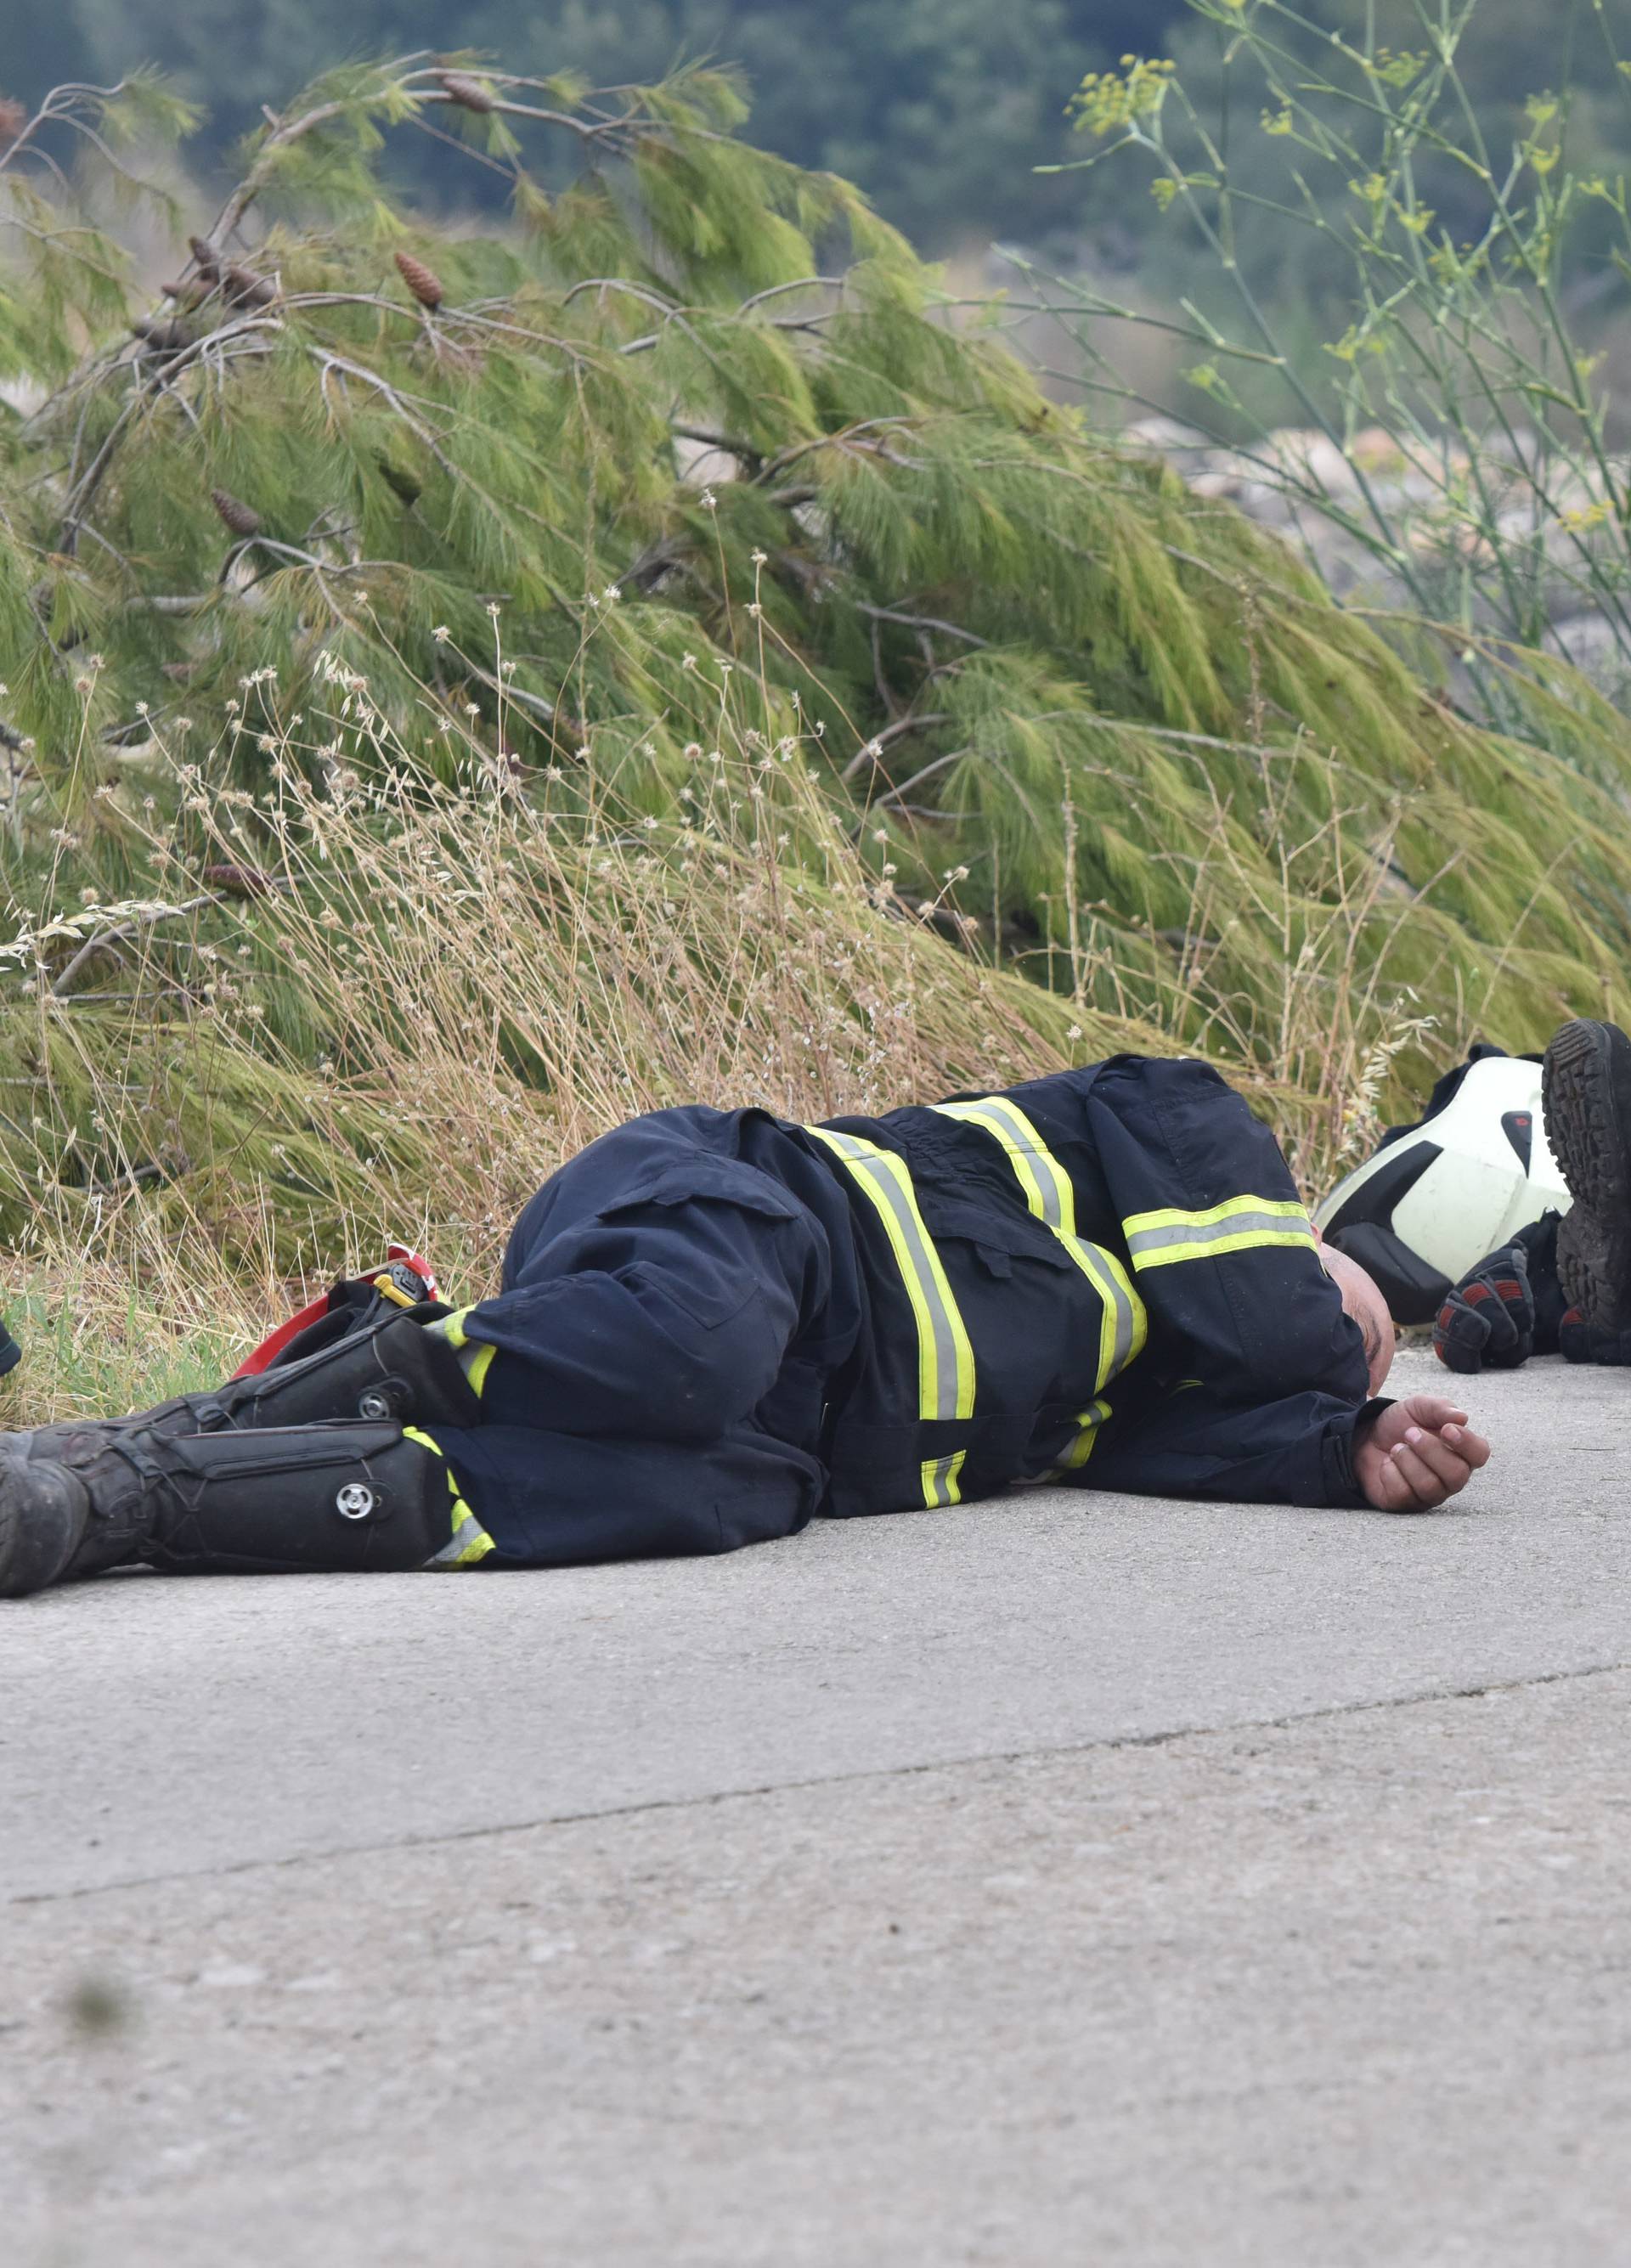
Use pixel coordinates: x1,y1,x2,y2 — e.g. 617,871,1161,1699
17,0,1631,433
16,1,1630,279
14,1,1185,253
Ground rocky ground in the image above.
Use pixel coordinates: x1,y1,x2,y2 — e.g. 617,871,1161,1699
1127,414,1631,708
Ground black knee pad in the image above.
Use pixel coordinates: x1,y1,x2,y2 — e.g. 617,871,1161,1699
144,1422,463,1575
199,1312,483,1433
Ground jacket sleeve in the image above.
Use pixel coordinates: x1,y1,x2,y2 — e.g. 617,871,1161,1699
1068,1057,1376,1507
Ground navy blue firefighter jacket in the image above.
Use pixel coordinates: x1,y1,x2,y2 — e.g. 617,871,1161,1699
426,1055,1378,1567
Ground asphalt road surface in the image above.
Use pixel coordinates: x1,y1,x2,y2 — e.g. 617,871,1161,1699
3,1350,1628,2265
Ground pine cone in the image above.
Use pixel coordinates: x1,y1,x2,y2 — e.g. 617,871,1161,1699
188,235,221,276
203,863,278,897
436,71,495,113
160,279,209,311
222,264,277,309
0,97,27,150
394,250,445,310
211,488,262,538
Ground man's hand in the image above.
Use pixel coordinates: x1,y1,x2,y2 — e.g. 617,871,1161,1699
1353,1395,1491,1513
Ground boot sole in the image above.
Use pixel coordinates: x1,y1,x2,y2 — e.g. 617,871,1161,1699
1543,1018,1631,1329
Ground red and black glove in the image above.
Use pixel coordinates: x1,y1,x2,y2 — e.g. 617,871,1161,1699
1433,1242,1536,1374
1559,1306,1631,1365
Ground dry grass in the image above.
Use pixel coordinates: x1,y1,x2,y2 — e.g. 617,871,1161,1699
0,642,1470,1430
0,663,1106,1422
1108,745,1446,1193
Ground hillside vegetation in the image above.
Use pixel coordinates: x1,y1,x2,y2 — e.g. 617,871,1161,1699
2,53,1630,1397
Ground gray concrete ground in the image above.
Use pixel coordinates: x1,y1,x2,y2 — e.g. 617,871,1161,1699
3,1349,1628,2265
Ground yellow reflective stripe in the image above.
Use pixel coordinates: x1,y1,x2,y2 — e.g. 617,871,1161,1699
807,1124,976,1513
431,1308,494,1396
806,1126,976,1426
404,1425,496,1568
1122,1194,1316,1272
439,1513,496,1567
933,1096,1076,1231
1123,1195,1311,1233
1069,1238,1147,1396
1058,1396,1111,1471
934,1096,1074,1229
1034,1396,1112,1483
1131,1227,1315,1269
921,1451,966,1508
931,1097,1147,1392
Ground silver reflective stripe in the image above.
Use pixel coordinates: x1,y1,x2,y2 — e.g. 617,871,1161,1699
1122,1199,1314,1272
934,1095,1072,1231
432,1309,496,1396
921,1451,967,1508
1048,1396,1111,1479
404,1425,497,1568
426,1511,495,1568
1069,1240,1142,1393
805,1126,975,1425
931,1097,1147,1392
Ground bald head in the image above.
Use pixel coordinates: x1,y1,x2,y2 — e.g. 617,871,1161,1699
1320,1244,1396,1395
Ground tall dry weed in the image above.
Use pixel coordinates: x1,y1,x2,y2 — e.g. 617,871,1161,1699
1,632,1472,1424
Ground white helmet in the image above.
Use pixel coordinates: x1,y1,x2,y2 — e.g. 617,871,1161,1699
1316,1050,1571,1320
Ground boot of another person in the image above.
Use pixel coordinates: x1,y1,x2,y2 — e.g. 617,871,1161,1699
1543,1018,1631,1334
0,1418,476,1596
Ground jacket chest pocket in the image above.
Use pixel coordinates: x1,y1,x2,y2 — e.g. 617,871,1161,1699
915,1193,1133,1410
913,1195,1077,1284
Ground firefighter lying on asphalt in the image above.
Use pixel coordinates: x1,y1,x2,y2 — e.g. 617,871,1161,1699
25,1013,1631,1594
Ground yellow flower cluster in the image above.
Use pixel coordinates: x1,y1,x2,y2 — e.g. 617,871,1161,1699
1069,56,1177,138
1368,48,1429,89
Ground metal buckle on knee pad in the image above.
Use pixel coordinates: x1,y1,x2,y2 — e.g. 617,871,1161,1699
356,1376,408,1425
279,1320,477,1429
335,1476,391,1521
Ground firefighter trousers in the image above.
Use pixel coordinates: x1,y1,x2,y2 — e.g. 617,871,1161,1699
426,1111,844,1566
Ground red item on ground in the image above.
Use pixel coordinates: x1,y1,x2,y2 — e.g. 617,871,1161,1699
231,1246,440,1377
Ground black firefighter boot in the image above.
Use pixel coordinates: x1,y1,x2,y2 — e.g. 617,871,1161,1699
0,1418,481,1596
1543,1018,1631,1331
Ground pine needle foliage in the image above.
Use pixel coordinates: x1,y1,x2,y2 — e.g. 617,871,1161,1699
3,46,1631,1176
